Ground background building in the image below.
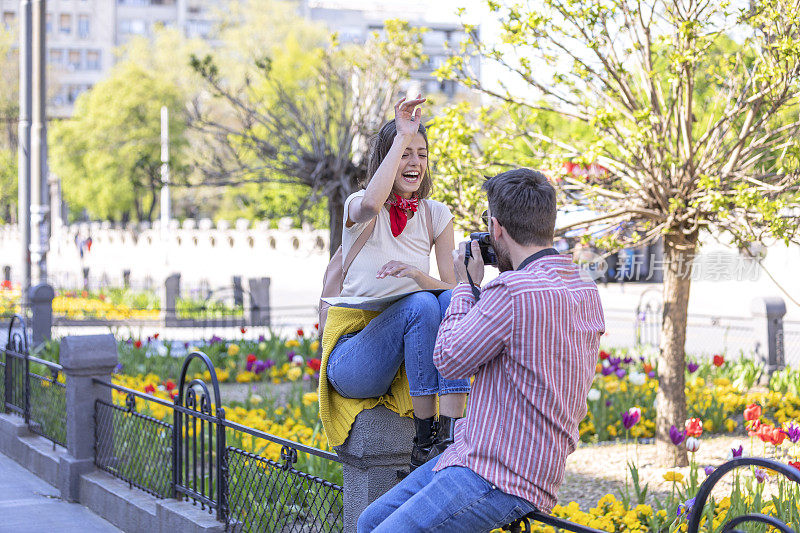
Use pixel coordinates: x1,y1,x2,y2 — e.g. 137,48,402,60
303,0,479,98
0,0,220,117
0,0,478,117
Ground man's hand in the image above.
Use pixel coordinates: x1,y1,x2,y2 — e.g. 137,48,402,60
453,240,484,286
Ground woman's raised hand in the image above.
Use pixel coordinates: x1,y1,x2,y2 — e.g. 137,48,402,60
394,94,426,138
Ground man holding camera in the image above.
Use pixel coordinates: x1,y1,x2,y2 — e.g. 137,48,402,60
357,168,605,532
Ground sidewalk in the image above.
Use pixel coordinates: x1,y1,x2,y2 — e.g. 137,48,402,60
0,451,120,533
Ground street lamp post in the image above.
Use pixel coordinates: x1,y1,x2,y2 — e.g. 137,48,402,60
17,0,32,304
29,0,49,284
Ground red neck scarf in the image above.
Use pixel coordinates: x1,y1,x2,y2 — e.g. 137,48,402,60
386,193,419,237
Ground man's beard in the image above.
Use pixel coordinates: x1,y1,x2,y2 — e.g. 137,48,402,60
489,234,514,272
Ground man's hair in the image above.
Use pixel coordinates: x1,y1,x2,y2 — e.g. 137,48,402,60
482,168,557,246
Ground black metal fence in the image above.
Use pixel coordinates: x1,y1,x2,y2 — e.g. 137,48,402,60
1,314,66,448
93,351,343,532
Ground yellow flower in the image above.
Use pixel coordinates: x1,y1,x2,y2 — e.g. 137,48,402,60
287,367,302,381
236,371,255,383
310,340,319,352
285,339,300,348
725,419,737,432
227,344,240,356
663,471,684,483
302,392,318,406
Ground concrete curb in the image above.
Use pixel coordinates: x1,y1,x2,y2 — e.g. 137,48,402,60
0,413,226,533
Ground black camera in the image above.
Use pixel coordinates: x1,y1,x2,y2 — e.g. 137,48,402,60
464,232,497,267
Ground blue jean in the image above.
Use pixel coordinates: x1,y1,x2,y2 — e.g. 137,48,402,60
326,291,470,398
357,459,536,532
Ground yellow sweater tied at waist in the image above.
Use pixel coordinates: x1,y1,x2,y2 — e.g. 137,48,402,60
318,306,414,448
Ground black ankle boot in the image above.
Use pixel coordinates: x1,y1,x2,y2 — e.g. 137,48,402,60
427,416,458,461
409,415,437,472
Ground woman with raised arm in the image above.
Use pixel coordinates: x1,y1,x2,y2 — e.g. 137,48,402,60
319,96,469,472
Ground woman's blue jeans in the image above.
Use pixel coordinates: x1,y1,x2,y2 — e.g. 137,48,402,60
326,291,471,398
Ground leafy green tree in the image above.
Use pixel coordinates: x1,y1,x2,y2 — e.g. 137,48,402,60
189,18,425,254
436,0,800,465
0,28,18,223
50,62,188,222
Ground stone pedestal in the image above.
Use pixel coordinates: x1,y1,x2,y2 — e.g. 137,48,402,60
751,296,786,375
58,334,118,501
334,406,414,532
29,283,54,347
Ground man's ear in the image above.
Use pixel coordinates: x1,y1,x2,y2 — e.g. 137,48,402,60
491,217,503,241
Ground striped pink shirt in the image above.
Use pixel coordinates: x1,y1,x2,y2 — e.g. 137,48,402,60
432,254,605,511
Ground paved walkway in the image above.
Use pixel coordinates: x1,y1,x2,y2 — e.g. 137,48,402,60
0,452,120,533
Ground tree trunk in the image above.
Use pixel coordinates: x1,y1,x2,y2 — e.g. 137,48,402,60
328,194,344,258
656,231,697,467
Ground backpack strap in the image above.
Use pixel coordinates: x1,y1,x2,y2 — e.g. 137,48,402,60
341,217,377,283
423,199,435,249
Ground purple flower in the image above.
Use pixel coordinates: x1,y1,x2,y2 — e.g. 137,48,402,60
246,359,255,372
677,497,696,519
146,336,152,344
601,365,614,376
784,422,800,443
669,425,686,446
703,466,715,477
621,408,641,430
258,335,266,343
126,338,133,345
302,373,311,381
287,350,296,361
754,468,767,483
731,445,743,457
114,363,123,374
648,370,656,378
609,356,621,366
253,360,268,374
209,335,222,345
623,356,633,365
615,368,627,379
184,342,190,349
687,361,699,373
605,399,612,407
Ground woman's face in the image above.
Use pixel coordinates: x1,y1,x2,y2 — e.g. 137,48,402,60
392,133,427,199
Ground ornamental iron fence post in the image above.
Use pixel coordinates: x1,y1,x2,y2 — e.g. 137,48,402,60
58,334,118,501
173,351,228,522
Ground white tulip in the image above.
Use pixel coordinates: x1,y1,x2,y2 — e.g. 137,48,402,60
686,437,700,453
587,389,601,402
628,372,646,386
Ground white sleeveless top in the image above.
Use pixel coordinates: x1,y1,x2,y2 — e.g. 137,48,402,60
340,190,454,298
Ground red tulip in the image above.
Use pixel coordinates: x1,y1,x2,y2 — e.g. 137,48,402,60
134,340,143,349
246,353,257,363
748,419,762,437
643,362,653,374
153,333,160,339
296,328,305,337
307,358,322,372
770,427,786,446
685,418,703,438
240,327,247,334
144,384,155,394
314,323,320,330
712,354,724,367
599,350,610,360
789,461,800,471
757,424,775,444
744,404,762,422
165,380,176,391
